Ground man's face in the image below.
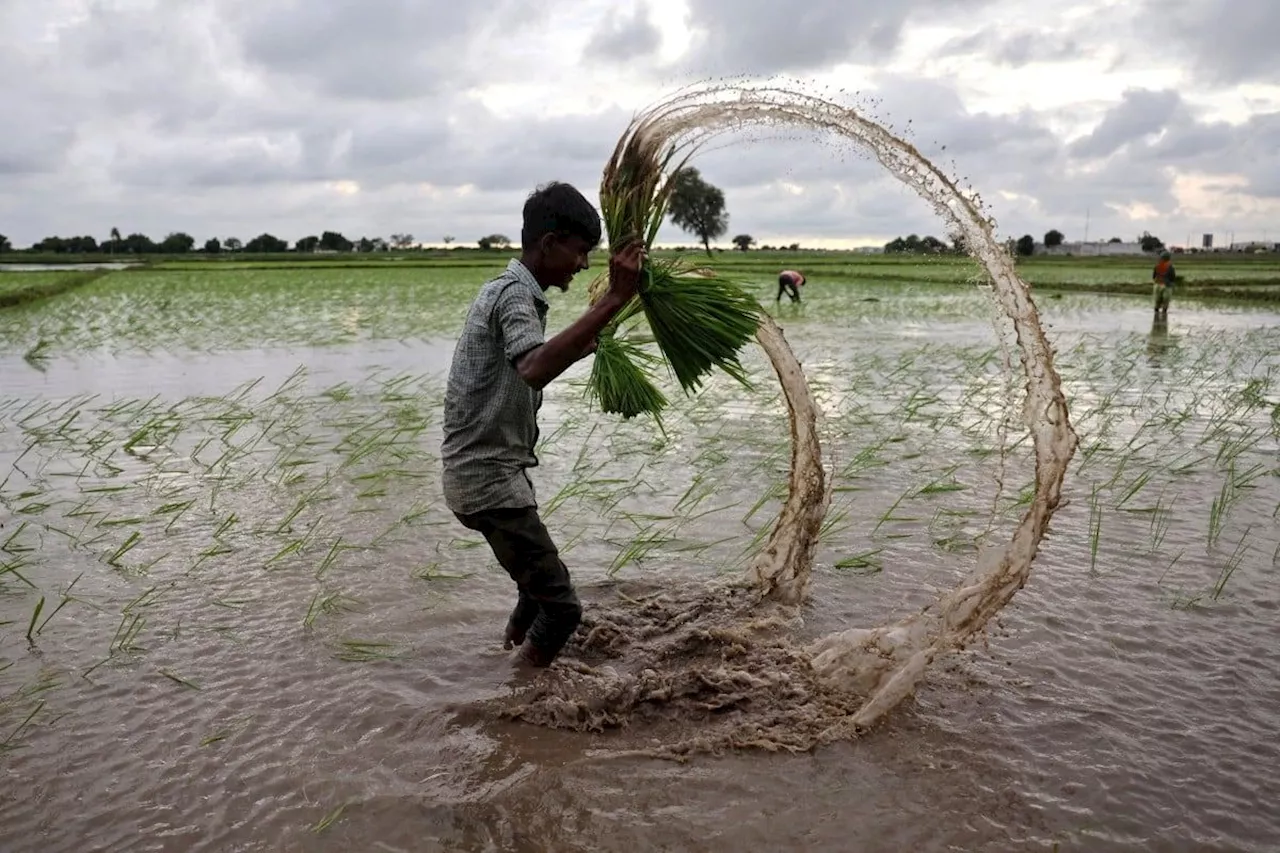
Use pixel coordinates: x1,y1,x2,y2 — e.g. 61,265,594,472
544,234,593,291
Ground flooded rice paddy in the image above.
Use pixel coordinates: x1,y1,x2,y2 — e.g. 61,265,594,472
1,265,1278,851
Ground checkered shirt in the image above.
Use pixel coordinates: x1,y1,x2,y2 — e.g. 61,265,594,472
440,259,549,514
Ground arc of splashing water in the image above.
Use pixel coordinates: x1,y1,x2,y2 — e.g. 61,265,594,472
618,82,1079,734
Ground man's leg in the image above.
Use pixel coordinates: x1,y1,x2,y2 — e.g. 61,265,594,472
456,511,539,646
456,507,581,665
776,280,786,302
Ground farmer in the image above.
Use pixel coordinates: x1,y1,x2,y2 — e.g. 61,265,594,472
440,181,644,668
1151,250,1176,316
777,269,805,303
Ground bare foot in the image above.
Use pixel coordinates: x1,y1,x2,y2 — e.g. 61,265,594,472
517,642,554,668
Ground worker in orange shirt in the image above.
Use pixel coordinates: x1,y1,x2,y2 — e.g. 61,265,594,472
1151,250,1175,316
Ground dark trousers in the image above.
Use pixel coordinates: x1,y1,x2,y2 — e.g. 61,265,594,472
777,279,800,302
453,506,582,659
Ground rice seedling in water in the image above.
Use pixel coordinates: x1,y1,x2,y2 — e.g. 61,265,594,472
1211,527,1251,601
311,803,348,834
333,640,400,662
158,669,201,690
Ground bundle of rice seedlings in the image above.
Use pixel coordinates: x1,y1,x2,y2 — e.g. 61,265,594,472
585,110,761,418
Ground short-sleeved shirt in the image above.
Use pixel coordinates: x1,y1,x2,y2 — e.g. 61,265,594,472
779,270,805,286
441,259,549,514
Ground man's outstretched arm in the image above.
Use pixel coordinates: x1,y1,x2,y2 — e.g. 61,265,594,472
512,243,644,390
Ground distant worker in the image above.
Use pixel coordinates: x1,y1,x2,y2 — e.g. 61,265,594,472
1151,250,1176,316
777,269,805,303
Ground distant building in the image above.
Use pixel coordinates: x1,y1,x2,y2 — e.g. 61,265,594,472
1037,240,1147,256
1229,241,1277,252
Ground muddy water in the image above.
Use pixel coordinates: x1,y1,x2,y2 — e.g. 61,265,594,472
2,290,1279,851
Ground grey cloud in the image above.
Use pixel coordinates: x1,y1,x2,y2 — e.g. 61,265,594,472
941,27,1085,67
1143,0,1280,86
1068,89,1184,160
681,0,996,75
585,4,662,63
230,0,495,100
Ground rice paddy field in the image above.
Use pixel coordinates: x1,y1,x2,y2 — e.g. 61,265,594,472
1,253,1278,852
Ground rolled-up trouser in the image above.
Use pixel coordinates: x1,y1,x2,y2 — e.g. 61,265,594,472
453,506,582,660
1153,283,1171,310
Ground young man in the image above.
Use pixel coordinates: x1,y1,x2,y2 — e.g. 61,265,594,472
776,269,805,303
1151,250,1175,316
440,182,644,667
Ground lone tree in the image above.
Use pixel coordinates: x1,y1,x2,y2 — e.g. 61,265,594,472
320,231,353,252
732,234,755,251
667,167,728,256
160,232,195,254
1139,231,1164,252
443,235,455,247
1016,234,1036,256
224,237,242,252
0,234,11,253
390,233,414,250
1045,229,1064,248
478,234,511,251
244,233,288,253
108,227,121,255
203,238,221,254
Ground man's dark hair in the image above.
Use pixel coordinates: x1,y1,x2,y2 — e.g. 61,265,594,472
521,182,602,250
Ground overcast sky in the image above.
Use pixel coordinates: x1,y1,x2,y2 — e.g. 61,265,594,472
2,0,1278,250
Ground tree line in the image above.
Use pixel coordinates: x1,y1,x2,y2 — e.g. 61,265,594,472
1,230,455,255
1,168,740,258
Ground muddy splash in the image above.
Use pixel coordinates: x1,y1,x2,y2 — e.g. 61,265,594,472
499,82,1078,754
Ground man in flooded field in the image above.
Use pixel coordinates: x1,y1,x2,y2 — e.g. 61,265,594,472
776,269,805,303
1152,250,1175,317
440,181,643,668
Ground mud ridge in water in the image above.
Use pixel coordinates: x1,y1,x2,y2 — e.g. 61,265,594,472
498,80,1078,754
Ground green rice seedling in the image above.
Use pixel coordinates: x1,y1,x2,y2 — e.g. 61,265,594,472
834,549,884,575
24,597,44,646
22,338,53,371
817,503,852,543
302,589,361,629
582,110,762,419
1,701,44,753
158,669,201,690
32,574,82,637
1088,485,1103,575
586,333,669,420
333,640,400,662
1148,494,1174,553
108,613,147,656
313,537,349,580
105,531,142,568
1112,470,1152,511
413,562,472,581
606,522,678,576
871,486,920,537
1211,527,1251,601
311,803,348,834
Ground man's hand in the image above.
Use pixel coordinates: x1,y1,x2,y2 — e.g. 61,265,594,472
607,239,645,305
